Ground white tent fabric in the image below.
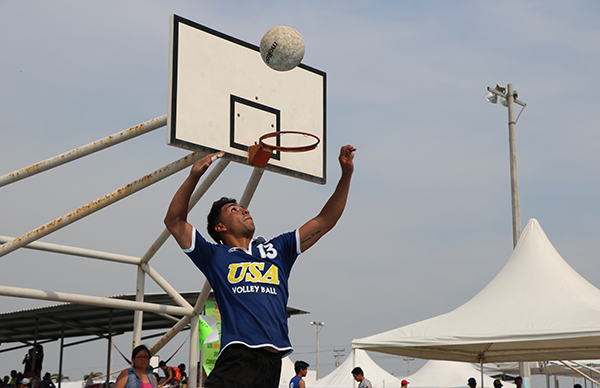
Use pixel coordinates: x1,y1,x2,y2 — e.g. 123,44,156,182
400,360,515,388
281,356,296,386
60,382,85,388
353,219,600,362
309,349,400,388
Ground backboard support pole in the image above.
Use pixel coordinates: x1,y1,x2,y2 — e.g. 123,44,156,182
240,167,265,208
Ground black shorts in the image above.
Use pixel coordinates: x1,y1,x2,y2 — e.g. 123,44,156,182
205,344,282,388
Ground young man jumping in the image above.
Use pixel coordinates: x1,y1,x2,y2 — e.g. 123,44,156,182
164,145,356,388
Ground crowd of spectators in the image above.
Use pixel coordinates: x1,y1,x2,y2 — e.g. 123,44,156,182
1,345,53,388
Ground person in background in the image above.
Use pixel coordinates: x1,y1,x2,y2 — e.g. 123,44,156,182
28,372,40,388
9,371,18,387
514,377,523,388
157,361,175,388
177,364,187,388
40,373,54,388
289,361,309,388
351,367,372,388
114,345,157,388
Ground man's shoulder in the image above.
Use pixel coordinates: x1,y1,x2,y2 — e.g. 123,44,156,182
265,230,298,248
360,379,373,388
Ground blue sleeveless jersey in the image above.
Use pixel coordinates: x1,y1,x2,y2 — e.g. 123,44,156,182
289,376,303,388
185,228,300,354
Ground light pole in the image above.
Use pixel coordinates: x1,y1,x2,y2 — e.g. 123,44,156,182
334,349,345,367
484,84,527,247
310,321,325,380
484,84,530,388
403,357,415,376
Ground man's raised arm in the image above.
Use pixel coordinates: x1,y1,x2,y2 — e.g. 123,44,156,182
164,151,224,249
298,145,355,252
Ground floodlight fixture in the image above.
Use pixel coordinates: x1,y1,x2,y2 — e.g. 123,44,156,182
484,91,498,104
485,86,526,108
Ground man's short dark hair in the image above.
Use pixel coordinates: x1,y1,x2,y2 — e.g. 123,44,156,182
294,360,310,374
207,197,237,243
159,360,167,367
351,367,364,376
515,377,523,382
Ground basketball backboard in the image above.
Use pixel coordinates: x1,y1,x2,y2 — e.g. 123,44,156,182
167,15,326,184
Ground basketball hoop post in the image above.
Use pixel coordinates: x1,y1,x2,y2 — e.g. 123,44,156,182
248,144,273,167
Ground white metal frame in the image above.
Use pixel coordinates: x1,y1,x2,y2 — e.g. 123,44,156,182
0,115,266,388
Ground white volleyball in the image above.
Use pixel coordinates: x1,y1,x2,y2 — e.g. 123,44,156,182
259,26,305,71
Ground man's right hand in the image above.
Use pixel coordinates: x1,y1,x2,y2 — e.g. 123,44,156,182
190,151,225,178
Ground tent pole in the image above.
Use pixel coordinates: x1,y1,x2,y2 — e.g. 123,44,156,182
480,357,484,388
353,349,356,388
520,361,531,388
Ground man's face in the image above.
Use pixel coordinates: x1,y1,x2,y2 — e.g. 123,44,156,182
218,203,255,237
300,368,308,377
515,379,522,388
352,374,361,382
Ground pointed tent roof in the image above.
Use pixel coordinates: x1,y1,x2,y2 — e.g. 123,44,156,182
310,349,401,388
280,357,296,387
401,360,515,388
353,219,600,362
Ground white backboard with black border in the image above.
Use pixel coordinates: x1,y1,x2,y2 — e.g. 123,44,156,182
168,15,326,184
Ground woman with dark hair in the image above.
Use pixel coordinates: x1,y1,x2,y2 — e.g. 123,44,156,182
114,345,157,388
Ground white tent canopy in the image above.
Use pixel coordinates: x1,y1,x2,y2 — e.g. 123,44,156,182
401,360,515,388
309,349,401,388
281,356,296,387
353,219,600,363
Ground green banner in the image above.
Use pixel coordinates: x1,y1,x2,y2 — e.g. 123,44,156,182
203,300,221,375
198,316,214,349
